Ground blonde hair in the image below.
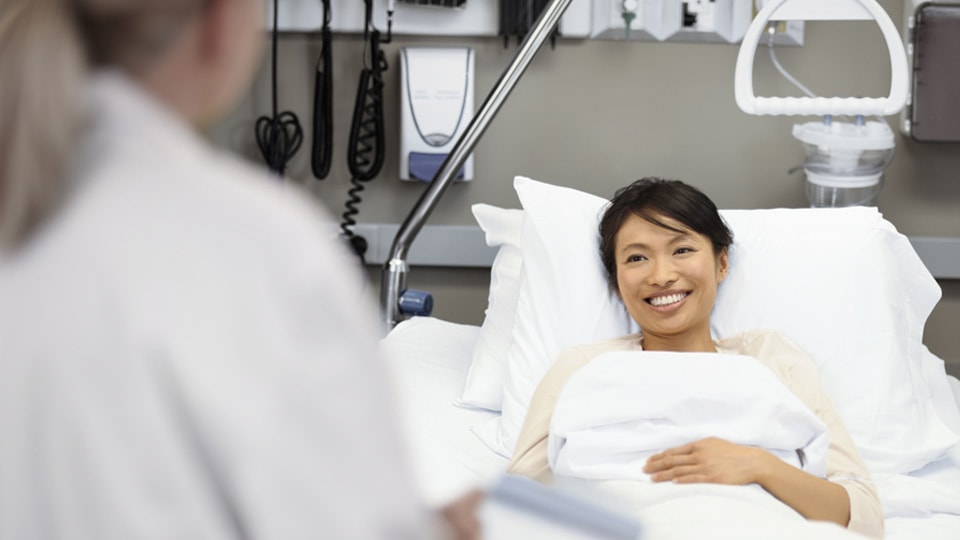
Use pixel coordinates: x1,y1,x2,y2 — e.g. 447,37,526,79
0,0,204,249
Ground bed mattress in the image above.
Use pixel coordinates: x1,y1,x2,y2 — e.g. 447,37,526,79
382,317,960,539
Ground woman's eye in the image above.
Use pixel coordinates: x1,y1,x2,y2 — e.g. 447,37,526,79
626,254,646,263
675,247,695,255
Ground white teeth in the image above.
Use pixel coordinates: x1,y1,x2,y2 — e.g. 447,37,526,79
649,293,686,307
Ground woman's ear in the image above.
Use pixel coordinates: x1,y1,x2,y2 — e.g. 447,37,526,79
717,248,729,282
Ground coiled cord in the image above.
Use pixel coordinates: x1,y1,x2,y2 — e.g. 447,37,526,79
256,0,303,177
340,27,387,263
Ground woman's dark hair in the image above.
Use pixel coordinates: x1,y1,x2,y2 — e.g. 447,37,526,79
599,177,733,291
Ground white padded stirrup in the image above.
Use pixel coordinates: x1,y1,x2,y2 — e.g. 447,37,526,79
735,0,908,116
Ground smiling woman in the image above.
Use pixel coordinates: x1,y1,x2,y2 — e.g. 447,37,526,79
612,213,725,352
506,178,885,538
598,180,731,353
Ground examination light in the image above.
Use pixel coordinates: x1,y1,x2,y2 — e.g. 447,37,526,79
735,0,908,208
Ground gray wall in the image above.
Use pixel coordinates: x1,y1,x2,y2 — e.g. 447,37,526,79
210,0,960,376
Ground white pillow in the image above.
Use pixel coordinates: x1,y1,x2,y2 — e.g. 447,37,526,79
712,208,958,474
477,177,635,457
474,176,958,475
457,204,523,411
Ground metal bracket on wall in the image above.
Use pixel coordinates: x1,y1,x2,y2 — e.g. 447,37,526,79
271,0,592,37
354,223,496,267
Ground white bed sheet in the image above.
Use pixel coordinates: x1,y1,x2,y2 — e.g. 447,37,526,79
382,317,960,538
382,317,505,507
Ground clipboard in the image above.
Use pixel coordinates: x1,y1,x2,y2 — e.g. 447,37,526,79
480,475,642,540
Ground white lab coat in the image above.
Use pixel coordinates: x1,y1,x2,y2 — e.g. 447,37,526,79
0,73,428,539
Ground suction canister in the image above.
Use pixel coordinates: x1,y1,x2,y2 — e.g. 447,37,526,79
792,117,895,208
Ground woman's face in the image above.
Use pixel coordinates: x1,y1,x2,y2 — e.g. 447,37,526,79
191,0,264,126
217,0,263,110
203,0,263,124
614,212,728,347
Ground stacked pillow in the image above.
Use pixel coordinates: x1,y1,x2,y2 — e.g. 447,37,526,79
460,176,959,475
457,204,523,411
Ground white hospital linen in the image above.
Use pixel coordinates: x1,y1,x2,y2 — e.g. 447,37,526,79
548,352,829,481
0,73,427,539
508,330,884,538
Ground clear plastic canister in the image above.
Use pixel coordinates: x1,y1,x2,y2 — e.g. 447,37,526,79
792,119,895,208
804,171,885,207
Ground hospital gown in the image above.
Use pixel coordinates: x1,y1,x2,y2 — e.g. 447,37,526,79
507,329,884,538
0,72,429,539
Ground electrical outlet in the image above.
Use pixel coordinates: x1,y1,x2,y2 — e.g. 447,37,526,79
682,0,716,31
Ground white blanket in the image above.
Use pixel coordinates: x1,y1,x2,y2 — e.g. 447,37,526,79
550,477,868,540
548,351,829,481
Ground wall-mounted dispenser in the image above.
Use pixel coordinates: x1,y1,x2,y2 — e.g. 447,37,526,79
901,1,960,142
400,47,475,182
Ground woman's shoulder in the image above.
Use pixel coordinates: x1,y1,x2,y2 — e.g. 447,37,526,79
540,334,643,391
718,329,821,379
88,72,335,258
718,329,802,354
203,153,336,244
552,334,638,369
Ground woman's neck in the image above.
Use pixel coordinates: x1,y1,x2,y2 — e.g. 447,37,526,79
640,331,717,353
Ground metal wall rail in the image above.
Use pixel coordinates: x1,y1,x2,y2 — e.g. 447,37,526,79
363,222,960,280
380,0,576,331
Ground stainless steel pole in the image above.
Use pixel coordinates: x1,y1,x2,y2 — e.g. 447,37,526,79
381,0,575,331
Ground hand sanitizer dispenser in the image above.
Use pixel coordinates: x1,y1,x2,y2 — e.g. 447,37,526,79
400,47,475,182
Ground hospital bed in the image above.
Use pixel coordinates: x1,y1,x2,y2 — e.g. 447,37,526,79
380,177,960,539
374,1,960,536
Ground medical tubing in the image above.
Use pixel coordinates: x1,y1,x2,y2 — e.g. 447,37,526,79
340,33,387,260
767,28,816,98
256,0,303,177
381,0,575,329
311,24,333,180
347,52,386,181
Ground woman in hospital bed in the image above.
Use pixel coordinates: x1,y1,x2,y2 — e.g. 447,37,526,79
506,178,883,538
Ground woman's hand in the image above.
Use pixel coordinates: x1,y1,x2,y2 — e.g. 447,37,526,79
643,437,772,485
644,437,853,529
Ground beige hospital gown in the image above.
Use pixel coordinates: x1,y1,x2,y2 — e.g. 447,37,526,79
506,329,884,538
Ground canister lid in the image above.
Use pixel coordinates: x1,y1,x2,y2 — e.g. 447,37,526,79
793,120,895,151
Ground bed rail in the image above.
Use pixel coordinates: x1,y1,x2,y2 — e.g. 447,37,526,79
380,0,575,332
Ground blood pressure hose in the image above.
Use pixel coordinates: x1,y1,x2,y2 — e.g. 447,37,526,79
311,0,333,180
256,0,304,177
346,36,387,184
340,0,391,263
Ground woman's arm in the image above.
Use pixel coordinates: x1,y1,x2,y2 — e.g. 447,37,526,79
507,351,589,481
705,330,883,537
754,449,851,526
643,437,850,526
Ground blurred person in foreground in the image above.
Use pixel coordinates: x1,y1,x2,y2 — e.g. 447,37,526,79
0,1,478,538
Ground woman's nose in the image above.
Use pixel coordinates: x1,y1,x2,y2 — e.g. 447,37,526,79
647,258,678,286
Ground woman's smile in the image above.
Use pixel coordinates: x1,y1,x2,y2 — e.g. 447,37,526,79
646,290,691,311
